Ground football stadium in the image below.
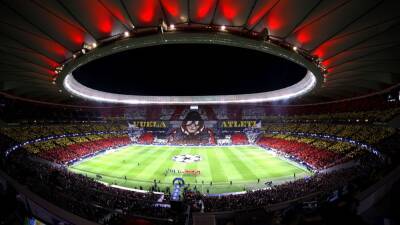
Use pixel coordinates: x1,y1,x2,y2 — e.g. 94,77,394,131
0,1,400,225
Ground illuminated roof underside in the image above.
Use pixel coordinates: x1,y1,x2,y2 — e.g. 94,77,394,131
0,0,399,105
60,33,321,105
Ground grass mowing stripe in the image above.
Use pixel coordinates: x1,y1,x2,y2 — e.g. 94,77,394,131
182,148,197,185
74,146,156,176
84,146,153,178
158,147,187,184
151,148,182,184
111,146,168,185
231,147,277,179
206,148,228,182
224,147,258,180
71,146,151,169
191,149,211,186
215,148,244,182
113,149,153,178
69,145,313,194
133,146,173,178
249,147,307,177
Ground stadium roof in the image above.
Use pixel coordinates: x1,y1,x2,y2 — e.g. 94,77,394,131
0,0,399,106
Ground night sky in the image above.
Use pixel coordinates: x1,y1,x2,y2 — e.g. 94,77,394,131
73,44,306,96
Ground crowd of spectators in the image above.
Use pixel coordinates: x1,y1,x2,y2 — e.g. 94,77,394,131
240,93,400,122
3,121,390,170
0,122,128,144
138,132,155,144
185,153,384,212
261,123,395,145
38,136,131,164
257,137,342,169
3,153,173,224
2,89,400,125
231,133,249,145
1,132,391,222
242,107,400,123
1,92,399,224
167,128,214,145
270,134,361,156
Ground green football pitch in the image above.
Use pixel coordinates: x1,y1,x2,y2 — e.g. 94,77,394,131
69,145,311,194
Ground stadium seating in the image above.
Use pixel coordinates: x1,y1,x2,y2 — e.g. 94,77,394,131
138,132,155,144
230,133,249,145
193,163,373,212
0,122,128,143
38,136,131,164
257,137,341,169
261,123,395,145
1,92,399,224
4,154,167,223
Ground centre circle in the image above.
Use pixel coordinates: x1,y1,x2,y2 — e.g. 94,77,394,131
172,154,202,163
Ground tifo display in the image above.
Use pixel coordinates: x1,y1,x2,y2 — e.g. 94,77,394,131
1,99,399,225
